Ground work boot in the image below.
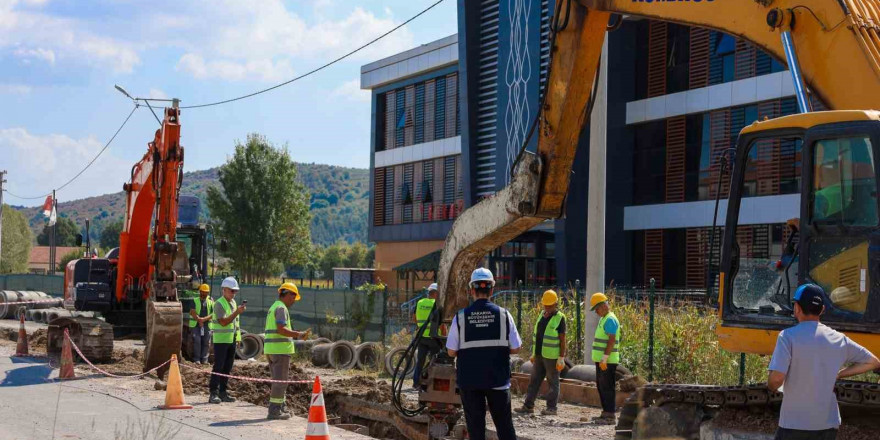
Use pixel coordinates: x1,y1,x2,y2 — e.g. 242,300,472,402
581,412,616,424
280,403,291,415
219,392,236,403
514,405,534,414
268,403,291,420
208,393,221,404
541,408,558,416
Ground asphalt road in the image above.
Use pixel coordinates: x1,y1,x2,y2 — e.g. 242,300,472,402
0,343,369,440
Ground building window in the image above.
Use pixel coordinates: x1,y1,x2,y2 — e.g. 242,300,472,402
372,156,464,226
376,73,460,151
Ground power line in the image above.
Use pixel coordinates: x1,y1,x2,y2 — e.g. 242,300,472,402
180,0,447,109
3,105,139,201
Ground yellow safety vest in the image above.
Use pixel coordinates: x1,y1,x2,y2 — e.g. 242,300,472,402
415,298,436,337
532,312,565,359
264,300,295,355
212,297,241,344
189,297,214,328
592,311,621,364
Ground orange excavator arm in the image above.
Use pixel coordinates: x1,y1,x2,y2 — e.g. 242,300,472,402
116,103,184,303
437,0,880,317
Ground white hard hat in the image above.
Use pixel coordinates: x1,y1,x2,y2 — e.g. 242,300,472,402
427,283,438,292
221,277,240,291
469,267,495,287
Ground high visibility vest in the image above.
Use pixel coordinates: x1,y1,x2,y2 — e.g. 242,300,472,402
532,312,565,359
415,298,436,337
188,297,214,328
591,311,621,364
212,297,241,344
264,300,295,355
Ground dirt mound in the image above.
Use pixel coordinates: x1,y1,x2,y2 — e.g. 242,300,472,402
713,409,875,440
28,329,47,353
0,327,16,342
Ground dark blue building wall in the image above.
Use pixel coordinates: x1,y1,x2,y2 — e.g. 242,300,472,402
604,22,638,286
555,127,590,287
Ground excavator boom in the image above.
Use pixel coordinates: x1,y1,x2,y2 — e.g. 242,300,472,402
437,0,880,319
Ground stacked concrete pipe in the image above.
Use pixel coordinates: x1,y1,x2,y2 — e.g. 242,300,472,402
236,333,264,360
0,291,62,319
383,347,415,378
354,342,382,370
311,341,358,369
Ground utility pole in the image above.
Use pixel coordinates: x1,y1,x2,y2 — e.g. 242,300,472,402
0,170,6,270
50,189,56,274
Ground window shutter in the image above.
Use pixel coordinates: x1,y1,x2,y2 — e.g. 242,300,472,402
435,77,447,140
647,21,668,98
415,83,425,144
373,168,385,226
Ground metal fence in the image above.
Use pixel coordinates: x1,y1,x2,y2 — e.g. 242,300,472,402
0,274,64,296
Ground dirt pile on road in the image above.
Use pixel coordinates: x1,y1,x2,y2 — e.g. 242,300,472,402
0,326,47,353
713,409,874,440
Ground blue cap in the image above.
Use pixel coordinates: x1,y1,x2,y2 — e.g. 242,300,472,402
793,283,825,312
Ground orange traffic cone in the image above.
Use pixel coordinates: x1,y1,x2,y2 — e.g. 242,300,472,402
159,355,193,410
59,329,75,379
305,376,331,440
14,312,28,356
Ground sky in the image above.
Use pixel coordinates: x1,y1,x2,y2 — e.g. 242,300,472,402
0,0,458,206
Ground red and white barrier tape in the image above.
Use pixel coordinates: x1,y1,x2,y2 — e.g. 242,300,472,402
65,332,172,379
178,363,313,384
1,299,64,306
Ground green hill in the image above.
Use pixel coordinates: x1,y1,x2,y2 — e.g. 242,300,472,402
13,163,369,246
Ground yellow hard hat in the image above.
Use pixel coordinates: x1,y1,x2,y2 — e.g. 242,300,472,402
589,292,608,311
541,290,558,306
198,284,210,293
278,282,301,301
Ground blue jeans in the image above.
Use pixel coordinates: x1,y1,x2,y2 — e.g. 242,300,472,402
192,326,211,363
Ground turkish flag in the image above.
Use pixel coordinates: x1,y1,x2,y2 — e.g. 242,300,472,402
42,195,53,217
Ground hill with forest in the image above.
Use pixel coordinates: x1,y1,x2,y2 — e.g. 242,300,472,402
12,163,369,246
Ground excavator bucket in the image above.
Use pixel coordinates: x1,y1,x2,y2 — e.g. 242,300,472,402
143,300,183,378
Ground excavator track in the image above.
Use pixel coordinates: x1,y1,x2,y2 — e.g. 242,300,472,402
47,317,114,363
615,382,880,439
143,300,182,378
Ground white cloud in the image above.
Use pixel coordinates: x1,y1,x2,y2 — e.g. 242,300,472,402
0,127,130,202
0,0,140,73
148,88,169,100
0,84,31,94
331,79,369,102
13,46,55,64
176,53,295,83
174,2,414,81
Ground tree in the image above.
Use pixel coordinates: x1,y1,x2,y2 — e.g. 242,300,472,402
319,242,346,280
1,205,32,274
100,218,123,249
345,241,368,268
59,249,84,269
207,134,312,284
36,216,79,246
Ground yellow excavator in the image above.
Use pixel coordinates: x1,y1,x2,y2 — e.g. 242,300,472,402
399,0,880,438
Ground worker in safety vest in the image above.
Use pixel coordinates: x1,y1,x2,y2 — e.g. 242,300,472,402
446,268,521,440
189,283,214,364
516,289,566,416
585,292,621,424
412,283,442,388
264,282,311,420
209,277,245,404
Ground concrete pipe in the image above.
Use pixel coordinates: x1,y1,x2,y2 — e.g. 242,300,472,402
294,339,320,354
313,337,332,345
25,309,37,322
354,342,382,370
520,358,575,377
510,357,525,373
0,291,22,318
383,347,415,379
311,341,357,369
236,333,264,360
33,310,45,323
47,310,62,323
565,365,597,383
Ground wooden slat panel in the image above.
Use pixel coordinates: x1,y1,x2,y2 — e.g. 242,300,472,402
445,73,458,138
645,229,664,287
413,162,423,223
384,168,394,225
665,116,686,203
756,100,781,195
689,27,711,89
403,163,414,223
647,21,668,98
708,109,731,199
385,91,396,151
686,228,706,289
434,158,445,220
393,165,403,225
373,168,385,226
404,86,415,147
734,39,756,80
424,80,436,143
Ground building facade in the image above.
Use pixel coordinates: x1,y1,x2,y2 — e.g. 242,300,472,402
363,2,816,292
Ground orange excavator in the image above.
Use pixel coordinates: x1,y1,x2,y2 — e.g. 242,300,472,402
400,0,880,438
48,100,205,375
